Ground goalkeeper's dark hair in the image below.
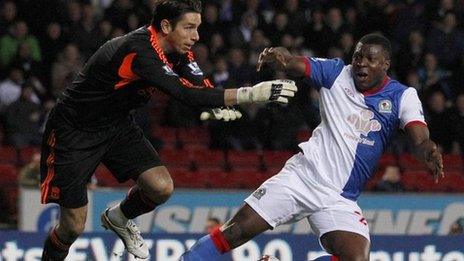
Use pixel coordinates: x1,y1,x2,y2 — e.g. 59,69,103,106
358,33,392,60
151,0,202,31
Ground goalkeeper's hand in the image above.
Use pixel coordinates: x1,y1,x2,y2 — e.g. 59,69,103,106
200,107,242,122
236,79,297,104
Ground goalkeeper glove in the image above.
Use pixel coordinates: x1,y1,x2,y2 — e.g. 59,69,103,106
236,79,297,104
200,107,243,122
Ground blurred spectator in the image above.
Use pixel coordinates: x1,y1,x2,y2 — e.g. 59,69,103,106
425,90,454,153
339,32,355,63
417,53,451,97
229,11,258,48
374,166,405,192
4,82,41,148
198,3,224,44
396,30,426,83
208,33,227,61
70,3,102,59
0,67,41,111
248,29,270,66
0,1,17,36
40,22,67,88
228,48,253,87
449,220,463,235
212,56,234,89
39,98,56,134
303,9,329,56
426,12,464,69
205,217,222,234
283,0,306,40
10,42,43,79
51,43,84,98
0,21,41,67
19,152,41,188
191,43,213,76
450,93,464,154
359,0,392,36
104,0,135,30
405,70,423,94
325,7,350,51
267,12,289,46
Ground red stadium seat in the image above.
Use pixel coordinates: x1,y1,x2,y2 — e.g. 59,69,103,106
0,163,18,184
226,151,262,171
0,146,17,164
170,169,208,188
436,172,464,192
178,127,210,144
159,149,193,168
297,129,312,143
364,170,385,191
401,171,438,192
151,127,179,144
19,146,40,165
398,153,428,171
262,150,293,168
442,154,464,172
94,164,134,187
377,153,397,169
187,148,226,171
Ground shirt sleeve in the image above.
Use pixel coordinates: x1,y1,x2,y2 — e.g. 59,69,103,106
399,87,427,129
303,57,345,90
132,51,224,107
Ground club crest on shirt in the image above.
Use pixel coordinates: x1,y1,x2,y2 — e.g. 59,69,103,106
378,99,392,113
253,188,266,200
163,65,178,76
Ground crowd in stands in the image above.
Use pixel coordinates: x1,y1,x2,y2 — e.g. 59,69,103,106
0,0,464,226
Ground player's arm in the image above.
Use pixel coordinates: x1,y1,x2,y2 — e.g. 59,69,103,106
257,47,344,90
406,124,444,182
257,47,307,77
132,53,297,107
400,88,444,182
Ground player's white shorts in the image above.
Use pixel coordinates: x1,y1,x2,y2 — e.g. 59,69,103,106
245,152,370,245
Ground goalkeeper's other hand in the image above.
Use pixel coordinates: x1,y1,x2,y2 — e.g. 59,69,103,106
200,107,243,122
237,79,297,104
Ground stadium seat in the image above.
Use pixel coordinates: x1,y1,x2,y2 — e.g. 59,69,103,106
297,129,312,143
226,151,263,171
178,127,209,144
377,153,397,169
94,164,134,187
364,170,385,191
442,154,464,172
187,148,226,171
170,169,208,188
262,150,293,169
159,149,194,169
19,146,40,165
436,172,464,192
0,146,17,164
0,163,18,185
402,171,437,192
398,153,428,171
151,126,179,144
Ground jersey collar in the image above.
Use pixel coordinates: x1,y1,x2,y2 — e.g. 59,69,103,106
360,76,390,96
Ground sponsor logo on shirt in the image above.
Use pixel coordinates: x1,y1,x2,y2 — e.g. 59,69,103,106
187,62,203,76
378,99,392,113
347,109,381,136
163,65,178,76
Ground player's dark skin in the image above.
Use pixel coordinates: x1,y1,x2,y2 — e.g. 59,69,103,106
218,44,444,261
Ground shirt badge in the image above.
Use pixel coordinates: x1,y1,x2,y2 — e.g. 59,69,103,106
378,99,392,113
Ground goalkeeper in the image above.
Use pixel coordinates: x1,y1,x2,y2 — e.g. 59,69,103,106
39,0,297,260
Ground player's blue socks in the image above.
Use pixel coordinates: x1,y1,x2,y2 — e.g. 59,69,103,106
311,255,339,261
180,228,231,260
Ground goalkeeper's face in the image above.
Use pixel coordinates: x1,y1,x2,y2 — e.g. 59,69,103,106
165,12,201,54
351,43,390,92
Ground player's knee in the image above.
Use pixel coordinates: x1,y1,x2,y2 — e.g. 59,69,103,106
60,222,85,242
139,169,174,204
